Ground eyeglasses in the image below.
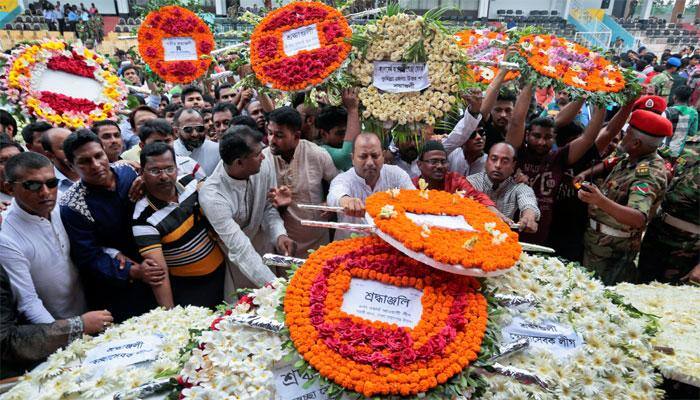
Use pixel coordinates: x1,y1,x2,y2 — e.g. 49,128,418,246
181,125,206,134
145,166,176,176
423,159,448,166
16,178,60,191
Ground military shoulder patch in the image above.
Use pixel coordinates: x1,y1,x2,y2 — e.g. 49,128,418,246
630,182,651,195
635,163,650,177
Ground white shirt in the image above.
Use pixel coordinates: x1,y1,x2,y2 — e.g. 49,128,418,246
448,151,487,177
174,139,220,176
199,161,286,293
392,112,481,178
327,165,415,240
0,202,86,323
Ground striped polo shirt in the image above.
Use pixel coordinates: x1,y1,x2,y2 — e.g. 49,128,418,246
132,175,224,277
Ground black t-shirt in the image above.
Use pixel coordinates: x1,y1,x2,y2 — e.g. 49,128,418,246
517,145,570,245
483,116,508,153
548,146,601,261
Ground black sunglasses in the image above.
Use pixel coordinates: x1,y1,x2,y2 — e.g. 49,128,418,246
182,125,206,134
17,178,60,192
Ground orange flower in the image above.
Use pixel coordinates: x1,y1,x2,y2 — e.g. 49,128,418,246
137,6,214,84
285,236,487,397
454,29,520,84
517,34,625,93
366,189,521,272
249,1,351,91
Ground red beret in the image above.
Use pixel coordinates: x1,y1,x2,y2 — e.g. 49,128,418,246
633,95,667,114
628,110,673,137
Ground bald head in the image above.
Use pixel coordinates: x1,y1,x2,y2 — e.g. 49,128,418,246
486,142,517,184
41,127,72,156
352,133,384,186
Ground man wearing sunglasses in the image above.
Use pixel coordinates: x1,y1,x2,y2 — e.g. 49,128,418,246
173,108,221,176
59,130,162,322
0,152,113,333
448,123,487,177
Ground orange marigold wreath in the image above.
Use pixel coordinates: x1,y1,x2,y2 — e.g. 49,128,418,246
249,1,351,91
455,29,519,84
365,189,521,273
517,33,625,93
137,6,214,83
284,236,487,397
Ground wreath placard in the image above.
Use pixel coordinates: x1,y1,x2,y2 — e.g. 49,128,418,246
2,40,126,129
137,6,215,83
249,1,352,91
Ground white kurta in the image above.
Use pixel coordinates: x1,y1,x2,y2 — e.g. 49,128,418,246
199,160,286,299
263,140,338,257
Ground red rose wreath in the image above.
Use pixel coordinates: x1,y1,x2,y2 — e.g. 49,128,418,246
137,6,215,83
249,1,352,91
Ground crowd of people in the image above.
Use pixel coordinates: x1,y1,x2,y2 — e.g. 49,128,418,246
0,33,698,380
25,1,104,42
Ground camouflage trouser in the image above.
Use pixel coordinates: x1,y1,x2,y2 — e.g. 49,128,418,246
638,217,700,284
583,229,641,286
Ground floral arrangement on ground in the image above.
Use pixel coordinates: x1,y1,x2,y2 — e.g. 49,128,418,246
137,5,215,83
1,306,214,400
1,40,127,129
170,244,665,399
509,30,641,107
613,281,700,387
349,6,462,130
454,29,519,85
249,1,352,91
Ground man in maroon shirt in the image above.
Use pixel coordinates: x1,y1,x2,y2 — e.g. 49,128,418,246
506,84,606,245
413,140,511,224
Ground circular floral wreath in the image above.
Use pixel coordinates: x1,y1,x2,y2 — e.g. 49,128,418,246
365,188,521,273
514,33,640,106
250,1,352,91
455,29,519,84
285,236,487,397
137,6,215,83
349,12,462,127
2,40,126,129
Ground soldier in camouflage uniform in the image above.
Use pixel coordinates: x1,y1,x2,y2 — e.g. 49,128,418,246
578,110,673,285
638,135,700,284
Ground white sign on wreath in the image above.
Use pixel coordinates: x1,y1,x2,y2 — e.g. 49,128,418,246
341,278,424,328
162,37,198,61
282,24,321,56
501,316,583,360
372,61,430,93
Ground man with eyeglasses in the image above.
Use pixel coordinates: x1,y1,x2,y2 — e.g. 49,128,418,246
413,141,506,219
132,142,225,308
0,152,113,332
59,130,163,322
173,108,221,176
212,102,239,143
